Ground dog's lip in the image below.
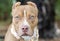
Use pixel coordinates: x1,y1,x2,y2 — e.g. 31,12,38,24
21,33,32,36
21,33,28,36
22,34,28,36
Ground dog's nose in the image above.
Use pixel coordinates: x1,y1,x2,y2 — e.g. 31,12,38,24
22,25,28,32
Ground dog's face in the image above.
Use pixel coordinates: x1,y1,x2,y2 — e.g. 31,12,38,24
11,2,38,37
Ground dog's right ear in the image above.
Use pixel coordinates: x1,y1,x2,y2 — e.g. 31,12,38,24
27,2,37,8
12,2,21,9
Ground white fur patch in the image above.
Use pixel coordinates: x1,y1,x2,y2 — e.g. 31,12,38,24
24,10,26,17
11,25,20,39
23,10,30,28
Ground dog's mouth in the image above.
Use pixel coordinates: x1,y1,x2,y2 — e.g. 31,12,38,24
21,32,32,36
22,34,28,36
22,33,29,36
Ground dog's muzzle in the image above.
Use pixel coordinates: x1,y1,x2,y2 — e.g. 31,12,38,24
11,25,39,41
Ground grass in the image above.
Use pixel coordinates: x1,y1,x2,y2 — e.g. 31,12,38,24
0,39,3,41
0,19,11,30
55,0,60,20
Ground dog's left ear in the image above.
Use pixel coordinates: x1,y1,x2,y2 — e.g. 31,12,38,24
27,2,37,8
12,2,21,9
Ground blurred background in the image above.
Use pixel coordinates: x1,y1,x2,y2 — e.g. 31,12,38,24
0,0,60,41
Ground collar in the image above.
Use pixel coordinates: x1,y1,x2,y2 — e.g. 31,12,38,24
11,25,39,41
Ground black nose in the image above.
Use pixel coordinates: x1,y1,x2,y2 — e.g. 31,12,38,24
22,26,28,32
22,27,28,30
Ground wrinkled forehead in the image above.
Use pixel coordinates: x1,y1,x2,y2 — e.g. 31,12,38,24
12,5,37,16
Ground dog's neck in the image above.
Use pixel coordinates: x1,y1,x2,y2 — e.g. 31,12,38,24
11,25,39,41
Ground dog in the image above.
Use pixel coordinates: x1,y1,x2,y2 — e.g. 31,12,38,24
4,2,39,41
16,0,56,38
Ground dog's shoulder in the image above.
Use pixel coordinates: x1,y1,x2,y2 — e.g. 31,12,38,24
4,24,18,41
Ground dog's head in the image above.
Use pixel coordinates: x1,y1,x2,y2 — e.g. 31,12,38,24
11,2,38,37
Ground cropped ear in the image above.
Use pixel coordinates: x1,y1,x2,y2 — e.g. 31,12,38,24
27,2,38,16
27,1,37,8
12,2,21,9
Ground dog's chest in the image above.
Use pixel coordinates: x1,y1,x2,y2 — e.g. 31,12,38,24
21,36,38,41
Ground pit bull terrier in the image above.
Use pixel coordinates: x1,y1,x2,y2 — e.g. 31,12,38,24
4,2,39,41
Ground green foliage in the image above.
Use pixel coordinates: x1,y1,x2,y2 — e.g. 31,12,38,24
0,0,12,18
55,0,60,20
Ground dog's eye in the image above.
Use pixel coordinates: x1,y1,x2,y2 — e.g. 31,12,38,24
29,16,34,20
15,16,19,18
15,16,20,19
